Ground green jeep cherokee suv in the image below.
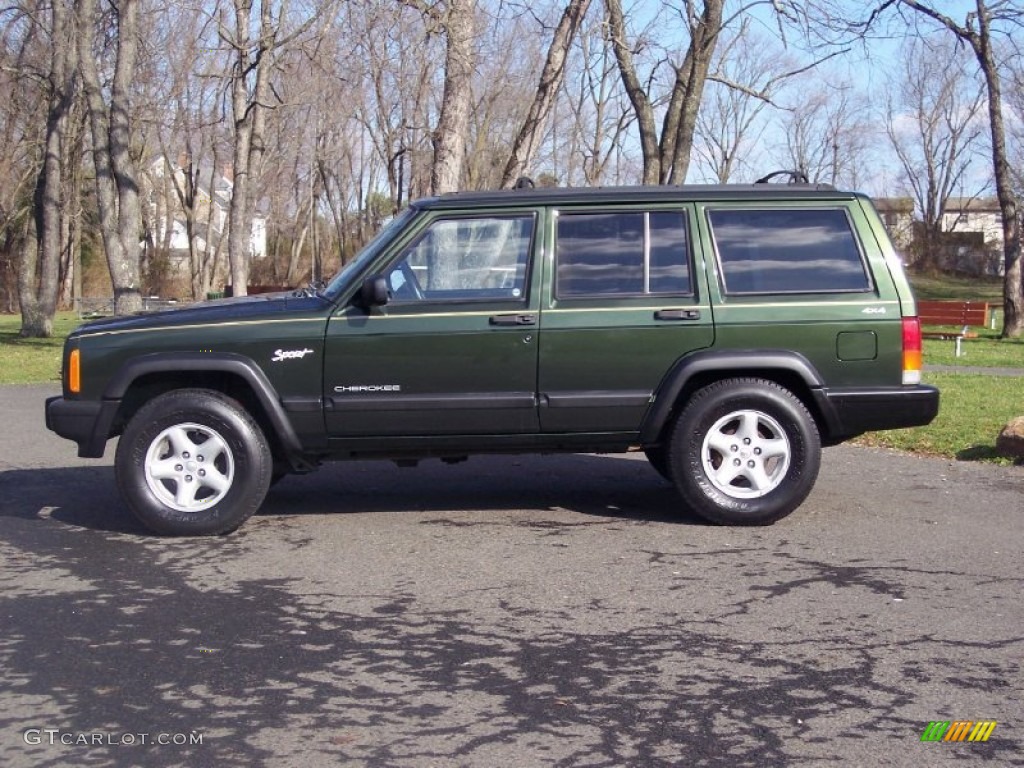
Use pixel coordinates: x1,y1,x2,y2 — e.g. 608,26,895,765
46,181,939,535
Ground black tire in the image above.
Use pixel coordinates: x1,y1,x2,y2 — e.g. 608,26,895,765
667,378,820,525
643,445,672,481
115,389,272,536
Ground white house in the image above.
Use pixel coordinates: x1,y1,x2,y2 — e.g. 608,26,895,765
942,197,1003,249
873,197,915,252
145,157,268,262
940,197,1005,276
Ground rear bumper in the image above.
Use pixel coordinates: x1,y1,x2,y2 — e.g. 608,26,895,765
820,385,940,438
45,396,118,458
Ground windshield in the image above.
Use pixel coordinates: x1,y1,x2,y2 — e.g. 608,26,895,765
322,207,418,301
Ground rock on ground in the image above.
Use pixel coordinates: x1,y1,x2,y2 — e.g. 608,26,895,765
996,416,1024,460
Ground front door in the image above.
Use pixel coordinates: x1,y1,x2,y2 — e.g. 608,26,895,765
324,212,541,437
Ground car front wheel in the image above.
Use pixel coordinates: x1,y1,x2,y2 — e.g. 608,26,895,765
668,378,821,525
115,389,272,535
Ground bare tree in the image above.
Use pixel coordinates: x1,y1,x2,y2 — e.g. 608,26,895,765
693,22,788,182
884,34,986,271
78,0,144,315
1007,60,1024,191
400,0,477,194
220,0,337,296
464,12,541,190
19,1,76,334
853,0,1023,337
143,4,230,299
3,1,81,336
773,79,872,189
500,0,593,187
560,9,637,185
605,0,726,184
356,2,436,207
1007,55,1024,199
0,11,45,315
223,0,276,296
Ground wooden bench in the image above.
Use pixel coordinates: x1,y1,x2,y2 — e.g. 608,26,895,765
917,300,991,357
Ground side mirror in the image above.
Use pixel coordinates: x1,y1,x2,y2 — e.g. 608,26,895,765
359,275,389,308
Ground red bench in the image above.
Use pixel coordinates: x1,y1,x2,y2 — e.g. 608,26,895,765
917,300,991,357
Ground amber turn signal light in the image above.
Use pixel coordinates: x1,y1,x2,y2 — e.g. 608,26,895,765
68,349,81,393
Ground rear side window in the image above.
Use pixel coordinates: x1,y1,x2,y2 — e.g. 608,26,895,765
556,211,691,297
708,208,871,295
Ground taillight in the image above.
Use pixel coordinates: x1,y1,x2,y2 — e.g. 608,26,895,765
68,349,81,394
902,317,922,385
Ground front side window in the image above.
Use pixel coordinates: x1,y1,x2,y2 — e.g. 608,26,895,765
385,215,534,303
708,208,871,295
556,211,691,297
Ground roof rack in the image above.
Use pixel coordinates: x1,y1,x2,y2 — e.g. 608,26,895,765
755,169,810,185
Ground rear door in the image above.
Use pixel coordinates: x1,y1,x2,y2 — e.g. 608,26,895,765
538,205,715,433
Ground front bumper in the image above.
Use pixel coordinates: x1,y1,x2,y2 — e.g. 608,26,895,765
45,396,119,458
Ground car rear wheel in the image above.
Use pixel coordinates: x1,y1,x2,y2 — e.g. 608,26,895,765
115,389,272,535
668,378,820,525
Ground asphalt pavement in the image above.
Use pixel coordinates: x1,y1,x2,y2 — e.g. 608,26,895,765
1,383,1022,767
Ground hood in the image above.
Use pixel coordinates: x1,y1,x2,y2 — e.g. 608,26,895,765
71,292,332,338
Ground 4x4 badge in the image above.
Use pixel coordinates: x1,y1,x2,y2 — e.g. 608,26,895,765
272,348,314,362
862,307,887,315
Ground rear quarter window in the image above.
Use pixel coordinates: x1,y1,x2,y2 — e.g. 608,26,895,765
708,208,871,295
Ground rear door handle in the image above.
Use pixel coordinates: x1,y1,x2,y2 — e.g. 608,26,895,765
490,313,537,326
654,309,701,321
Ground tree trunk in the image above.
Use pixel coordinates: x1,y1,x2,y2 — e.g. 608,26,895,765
661,1,722,184
58,112,84,310
500,0,593,188
78,0,143,315
431,0,475,194
227,0,280,296
977,21,1022,337
605,0,660,184
607,0,723,185
20,0,77,337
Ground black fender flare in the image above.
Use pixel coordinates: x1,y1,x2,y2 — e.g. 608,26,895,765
100,352,305,462
638,349,839,444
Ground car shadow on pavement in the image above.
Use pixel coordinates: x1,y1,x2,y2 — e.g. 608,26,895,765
259,453,703,526
0,454,705,535
0,465,148,535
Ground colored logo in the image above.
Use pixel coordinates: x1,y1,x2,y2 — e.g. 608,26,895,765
921,721,997,742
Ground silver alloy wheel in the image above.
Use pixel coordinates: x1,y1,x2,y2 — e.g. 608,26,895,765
144,422,235,512
700,409,791,499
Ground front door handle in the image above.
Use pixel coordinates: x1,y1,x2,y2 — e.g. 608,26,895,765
490,313,537,326
655,309,701,321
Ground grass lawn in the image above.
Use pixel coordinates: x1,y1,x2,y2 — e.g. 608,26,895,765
923,331,1024,368
907,272,1004,302
0,312,84,386
854,372,1023,465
